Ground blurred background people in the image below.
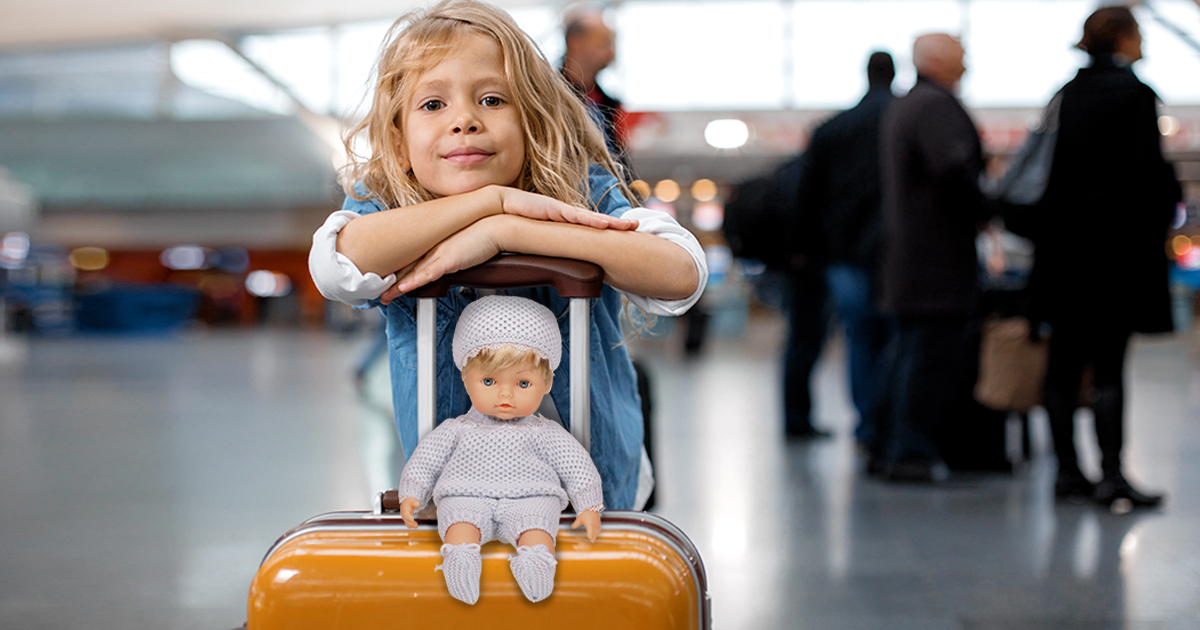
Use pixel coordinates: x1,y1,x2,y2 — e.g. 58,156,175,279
793,50,895,448
561,5,628,166
780,233,832,440
876,33,989,481
1016,5,1182,508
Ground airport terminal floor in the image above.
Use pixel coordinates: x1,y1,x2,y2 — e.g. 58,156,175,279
1,308,1198,629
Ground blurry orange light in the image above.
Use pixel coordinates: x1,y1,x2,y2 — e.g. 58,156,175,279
1171,235,1192,257
654,179,681,203
630,180,651,201
69,247,109,271
691,179,718,202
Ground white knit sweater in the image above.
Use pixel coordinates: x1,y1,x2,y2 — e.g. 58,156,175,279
398,407,604,513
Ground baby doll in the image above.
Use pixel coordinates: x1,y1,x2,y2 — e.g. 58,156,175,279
397,295,603,605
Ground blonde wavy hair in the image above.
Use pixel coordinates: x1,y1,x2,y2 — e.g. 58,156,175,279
341,0,633,211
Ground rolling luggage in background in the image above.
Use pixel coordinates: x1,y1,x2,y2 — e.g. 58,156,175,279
246,254,710,629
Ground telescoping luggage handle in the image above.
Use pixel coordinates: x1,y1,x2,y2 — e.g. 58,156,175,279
406,254,604,450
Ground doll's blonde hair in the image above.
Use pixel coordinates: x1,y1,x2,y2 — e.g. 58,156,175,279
463,345,554,385
341,0,633,211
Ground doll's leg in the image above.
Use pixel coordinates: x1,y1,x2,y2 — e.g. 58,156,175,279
435,497,497,605
499,497,562,603
444,522,482,545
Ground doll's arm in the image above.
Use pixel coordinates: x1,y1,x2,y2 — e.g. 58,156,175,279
399,497,422,529
396,420,460,510
536,425,605,517
571,509,602,542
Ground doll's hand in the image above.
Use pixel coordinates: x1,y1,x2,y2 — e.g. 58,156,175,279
495,187,638,231
393,217,505,294
399,497,421,529
571,509,602,543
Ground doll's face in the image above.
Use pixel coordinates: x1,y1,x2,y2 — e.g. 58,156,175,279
463,361,550,420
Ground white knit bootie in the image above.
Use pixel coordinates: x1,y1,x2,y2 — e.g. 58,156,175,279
509,544,558,603
437,543,482,604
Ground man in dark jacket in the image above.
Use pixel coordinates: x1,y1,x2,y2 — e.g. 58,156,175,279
876,34,988,480
794,51,895,447
561,8,627,162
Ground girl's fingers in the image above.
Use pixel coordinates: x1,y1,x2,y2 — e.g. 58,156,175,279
501,189,637,230
380,261,419,305
379,282,404,305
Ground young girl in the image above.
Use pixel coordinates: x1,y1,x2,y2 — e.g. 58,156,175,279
397,295,604,604
308,0,706,511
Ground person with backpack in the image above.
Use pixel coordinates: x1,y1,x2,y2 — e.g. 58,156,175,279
724,153,831,440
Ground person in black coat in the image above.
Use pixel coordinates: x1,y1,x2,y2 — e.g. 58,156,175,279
1021,6,1182,508
876,33,989,480
793,51,895,446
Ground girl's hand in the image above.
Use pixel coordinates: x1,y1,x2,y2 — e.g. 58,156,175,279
391,215,508,295
493,187,638,231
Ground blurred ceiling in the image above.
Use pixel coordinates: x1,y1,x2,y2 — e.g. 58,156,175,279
1,0,540,50
0,117,340,211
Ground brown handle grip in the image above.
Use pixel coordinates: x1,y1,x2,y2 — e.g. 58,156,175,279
380,489,403,512
406,254,604,298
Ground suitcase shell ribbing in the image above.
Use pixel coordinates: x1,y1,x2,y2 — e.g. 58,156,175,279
249,509,710,628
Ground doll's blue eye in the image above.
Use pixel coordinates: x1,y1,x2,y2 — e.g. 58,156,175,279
482,378,495,386
518,380,531,389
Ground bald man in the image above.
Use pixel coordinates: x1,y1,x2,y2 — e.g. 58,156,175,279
561,9,626,161
873,34,991,481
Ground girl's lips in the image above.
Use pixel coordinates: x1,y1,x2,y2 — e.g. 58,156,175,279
444,147,491,164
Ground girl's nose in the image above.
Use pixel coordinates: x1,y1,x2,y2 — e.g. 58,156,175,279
451,111,480,134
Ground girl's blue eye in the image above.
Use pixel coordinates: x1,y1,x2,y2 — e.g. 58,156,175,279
518,380,531,389
482,378,495,386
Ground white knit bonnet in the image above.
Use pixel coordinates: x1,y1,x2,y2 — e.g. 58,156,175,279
452,295,562,370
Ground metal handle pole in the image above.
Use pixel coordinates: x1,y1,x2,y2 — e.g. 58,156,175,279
416,297,436,441
569,297,590,450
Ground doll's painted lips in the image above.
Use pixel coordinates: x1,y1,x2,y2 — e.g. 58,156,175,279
444,147,491,163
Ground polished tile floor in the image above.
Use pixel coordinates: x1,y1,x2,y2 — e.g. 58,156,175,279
1,310,1198,629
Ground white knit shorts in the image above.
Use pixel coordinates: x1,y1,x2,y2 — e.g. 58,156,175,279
436,495,563,545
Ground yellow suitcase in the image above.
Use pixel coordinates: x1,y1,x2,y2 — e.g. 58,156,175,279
247,494,710,628
247,255,710,628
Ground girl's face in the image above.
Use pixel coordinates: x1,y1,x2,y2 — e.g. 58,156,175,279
399,32,525,197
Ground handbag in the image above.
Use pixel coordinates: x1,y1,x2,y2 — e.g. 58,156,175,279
988,90,1063,207
975,316,1049,413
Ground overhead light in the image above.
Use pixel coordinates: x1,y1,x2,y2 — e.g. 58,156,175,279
704,119,750,150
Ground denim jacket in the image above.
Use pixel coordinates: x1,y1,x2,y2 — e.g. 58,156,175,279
313,166,706,509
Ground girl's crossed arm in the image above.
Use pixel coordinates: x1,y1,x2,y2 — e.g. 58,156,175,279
392,213,699,304
337,185,637,279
